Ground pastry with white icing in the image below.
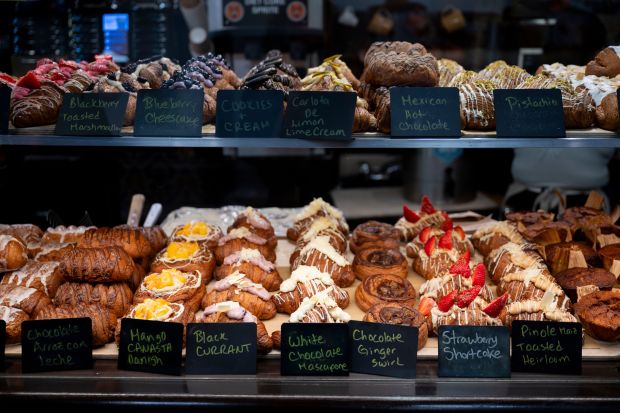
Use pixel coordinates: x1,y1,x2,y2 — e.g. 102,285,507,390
215,248,282,291
215,227,276,264
0,260,63,298
150,241,215,282
204,271,276,319
287,198,348,242
291,235,355,287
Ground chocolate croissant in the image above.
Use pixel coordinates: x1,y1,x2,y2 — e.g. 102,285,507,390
36,304,117,347
242,49,301,96
60,246,137,283
53,282,133,318
78,227,152,260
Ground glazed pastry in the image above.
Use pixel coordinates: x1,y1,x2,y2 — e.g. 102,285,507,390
306,54,360,90
288,289,351,323
78,227,152,260
53,282,133,318
0,235,28,272
0,284,51,316
394,197,447,242
363,303,428,350
290,217,347,265
215,248,282,291
355,273,417,312
574,290,620,341
41,225,95,245
472,221,529,257
291,235,355,288
408,234,464,280
242,50,300,96
150,241,215,282
352,248,408,281
60,246,137,283
599,244,620,277
287,198,348,242
458,80,496,130
349,221,400,254
133,269,205,313
585,46,620,77
544,242,598,274
272,265,349,314
446,70,477,88
485,242,547,284
554,267,616,302
437,58,464,87
36,304,117,347
33,242,75,262
361,42,439,87
92,71,145,126
215,227,276,264
506,210,554,226
203,271,276,320
115,225,168,256
0,305,29,344
498,266,572,312
198,301,273,354
500,298,578,330
0,224,43,244
228,207,275,240
406,225,472,258
0,260,63,298
478,61,531,89
171,221,223,251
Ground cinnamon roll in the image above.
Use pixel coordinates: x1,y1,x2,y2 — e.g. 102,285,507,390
352,247,408,281
150,241,215,282
355,274,416,312
215,248,282,291
204,271,276,320
349,221,400,254
363,303,428,350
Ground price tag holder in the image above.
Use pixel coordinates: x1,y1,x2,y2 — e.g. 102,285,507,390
390,87,461,137
55,93,128,136
134,89,204,136
511,320,582,374
438,325,510,378
216,89,284,137
282,91,356,140
349,320,417,378
118,318,183,376
281,323,349,376
185,323,257,375
494,89,565,137
0,85,9,133
21,318,92,373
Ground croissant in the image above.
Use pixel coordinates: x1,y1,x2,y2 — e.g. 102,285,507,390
272,265,349,314
352,248,408,281
133,269,206,314
215,227,276,264
60,246,137,283
290,223,347,265
287,198,348,241
0,235,28,272
419,274,495,307
355,274,416,312
10,80,66,128
150,242,215,283
498,268,572,312
228,207,275,240
0,260,63,298
585,47,620,77
78,227,152,260
171,221,223,252
471,222,528,257
363,303,428,351
500,300,578,330
114,225,168,256
288,289,351,323
203,272,276,320
36,304,117,347
271,330,281,350
34,242,75,262
291,235,355,288
406,226,472,257
408,239,462,280
458,80,496,130
41,225,94,245
0,305,29,344
349,221,400,254
394,199,447,242
484,242,547,284
0,284,51,316
479,62,531,89
0,224,43,244
92,72,142,126
215,248,282,291
53,282,133,318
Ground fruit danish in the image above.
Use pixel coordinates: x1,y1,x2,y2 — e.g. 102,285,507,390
471,221,529,257
53,282,133,318
598,244,620,277
574,290,620,341
36,304,117,347
171,221,223,251
0,284,51,316
408,235,464,280
394,196,447,242
60,246,137,283
1,260,63,298
78,227,152,260
554,267,616,302
0,235,28,272
419,262,494,309
150,241,215,282
287,198,348,242
1,305,29,344
228,207,275,240
355,273,417,312
406,224,472,258
363,303,428,350
204,271,276,320
198,301,273,354
272,265,349,314
349,221,400,254
289,217,347,265
288,289,351,323
41,225,95,245
291,235,355,288
500,298,578,330
352,247,408,281
134,269,205,313
215,227,276,264
242,50,301,96
215,248,282,291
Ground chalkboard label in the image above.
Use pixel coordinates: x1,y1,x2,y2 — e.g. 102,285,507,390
216,89,284,137
0,320,5,370
390,87,461,137
55,93,128,136
438,325,510,378
134,89,204,137
349,321,417,378
118,318,183,375
0,85,9,133
494,89,565,137
282,91,356,140
511,321,582,375
21,318,92,373
185,323,257,375
281,323,349,376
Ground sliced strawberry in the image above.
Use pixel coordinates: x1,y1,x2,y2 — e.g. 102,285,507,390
58,58,79,70
456,285,482,308
16,71,41,89
419,226,433,243
421,195,436,214
438,229,453,250
424,236,437,256
0,73,16,85
449,252,471,277
472,263,486,287
437,290,458,312
403,205,420,223
454,225,466,241
483,293,509,318
442,218,453,231
418,297,435,317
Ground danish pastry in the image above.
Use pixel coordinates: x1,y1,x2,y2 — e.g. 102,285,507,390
204,271,276,320
171,221,223,251
215,248,282,291
133,269,205,313
355,273,417,312
500,299,578,330
352,247,408,281
394,196,447,242
150,241,215,282
472,221,529,257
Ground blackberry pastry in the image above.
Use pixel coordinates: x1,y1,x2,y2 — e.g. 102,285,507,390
205,271,276,320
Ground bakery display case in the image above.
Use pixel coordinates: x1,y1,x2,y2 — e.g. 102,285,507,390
1,1,620,412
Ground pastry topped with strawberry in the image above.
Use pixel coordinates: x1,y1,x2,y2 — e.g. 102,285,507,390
407,226,466,280
395,196,448,242
406,221,472,258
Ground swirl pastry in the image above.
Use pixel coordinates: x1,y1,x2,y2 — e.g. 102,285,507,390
292,235,355,288
0,260,63,298
171,221,223,251
1,305,29,344
472,221,529,257
198,301,273,354
215,248,282,291
242,50,300,96
349,221,400,254
574,290,620,341
500,298,578,330
60,246,137,283
228,207,275,240
134,269,205,313
355,274,416,312
78,227,152,260
204,271,276,320
41,225,94,245
215,227,276,264
288,289,351,323
0,284,51,317
289,217,347,265
361,42,439,87
287,198,348,241
37,304,117,347
150,241,215,282
272,265,349,314
0,235,28,272
394,197,447,242
363,303,428,351
53,282,133,318
353,248,408,281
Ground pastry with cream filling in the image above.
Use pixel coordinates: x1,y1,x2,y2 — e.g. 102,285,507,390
150,241,215,282
133,269,205,313
171,221,223,251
